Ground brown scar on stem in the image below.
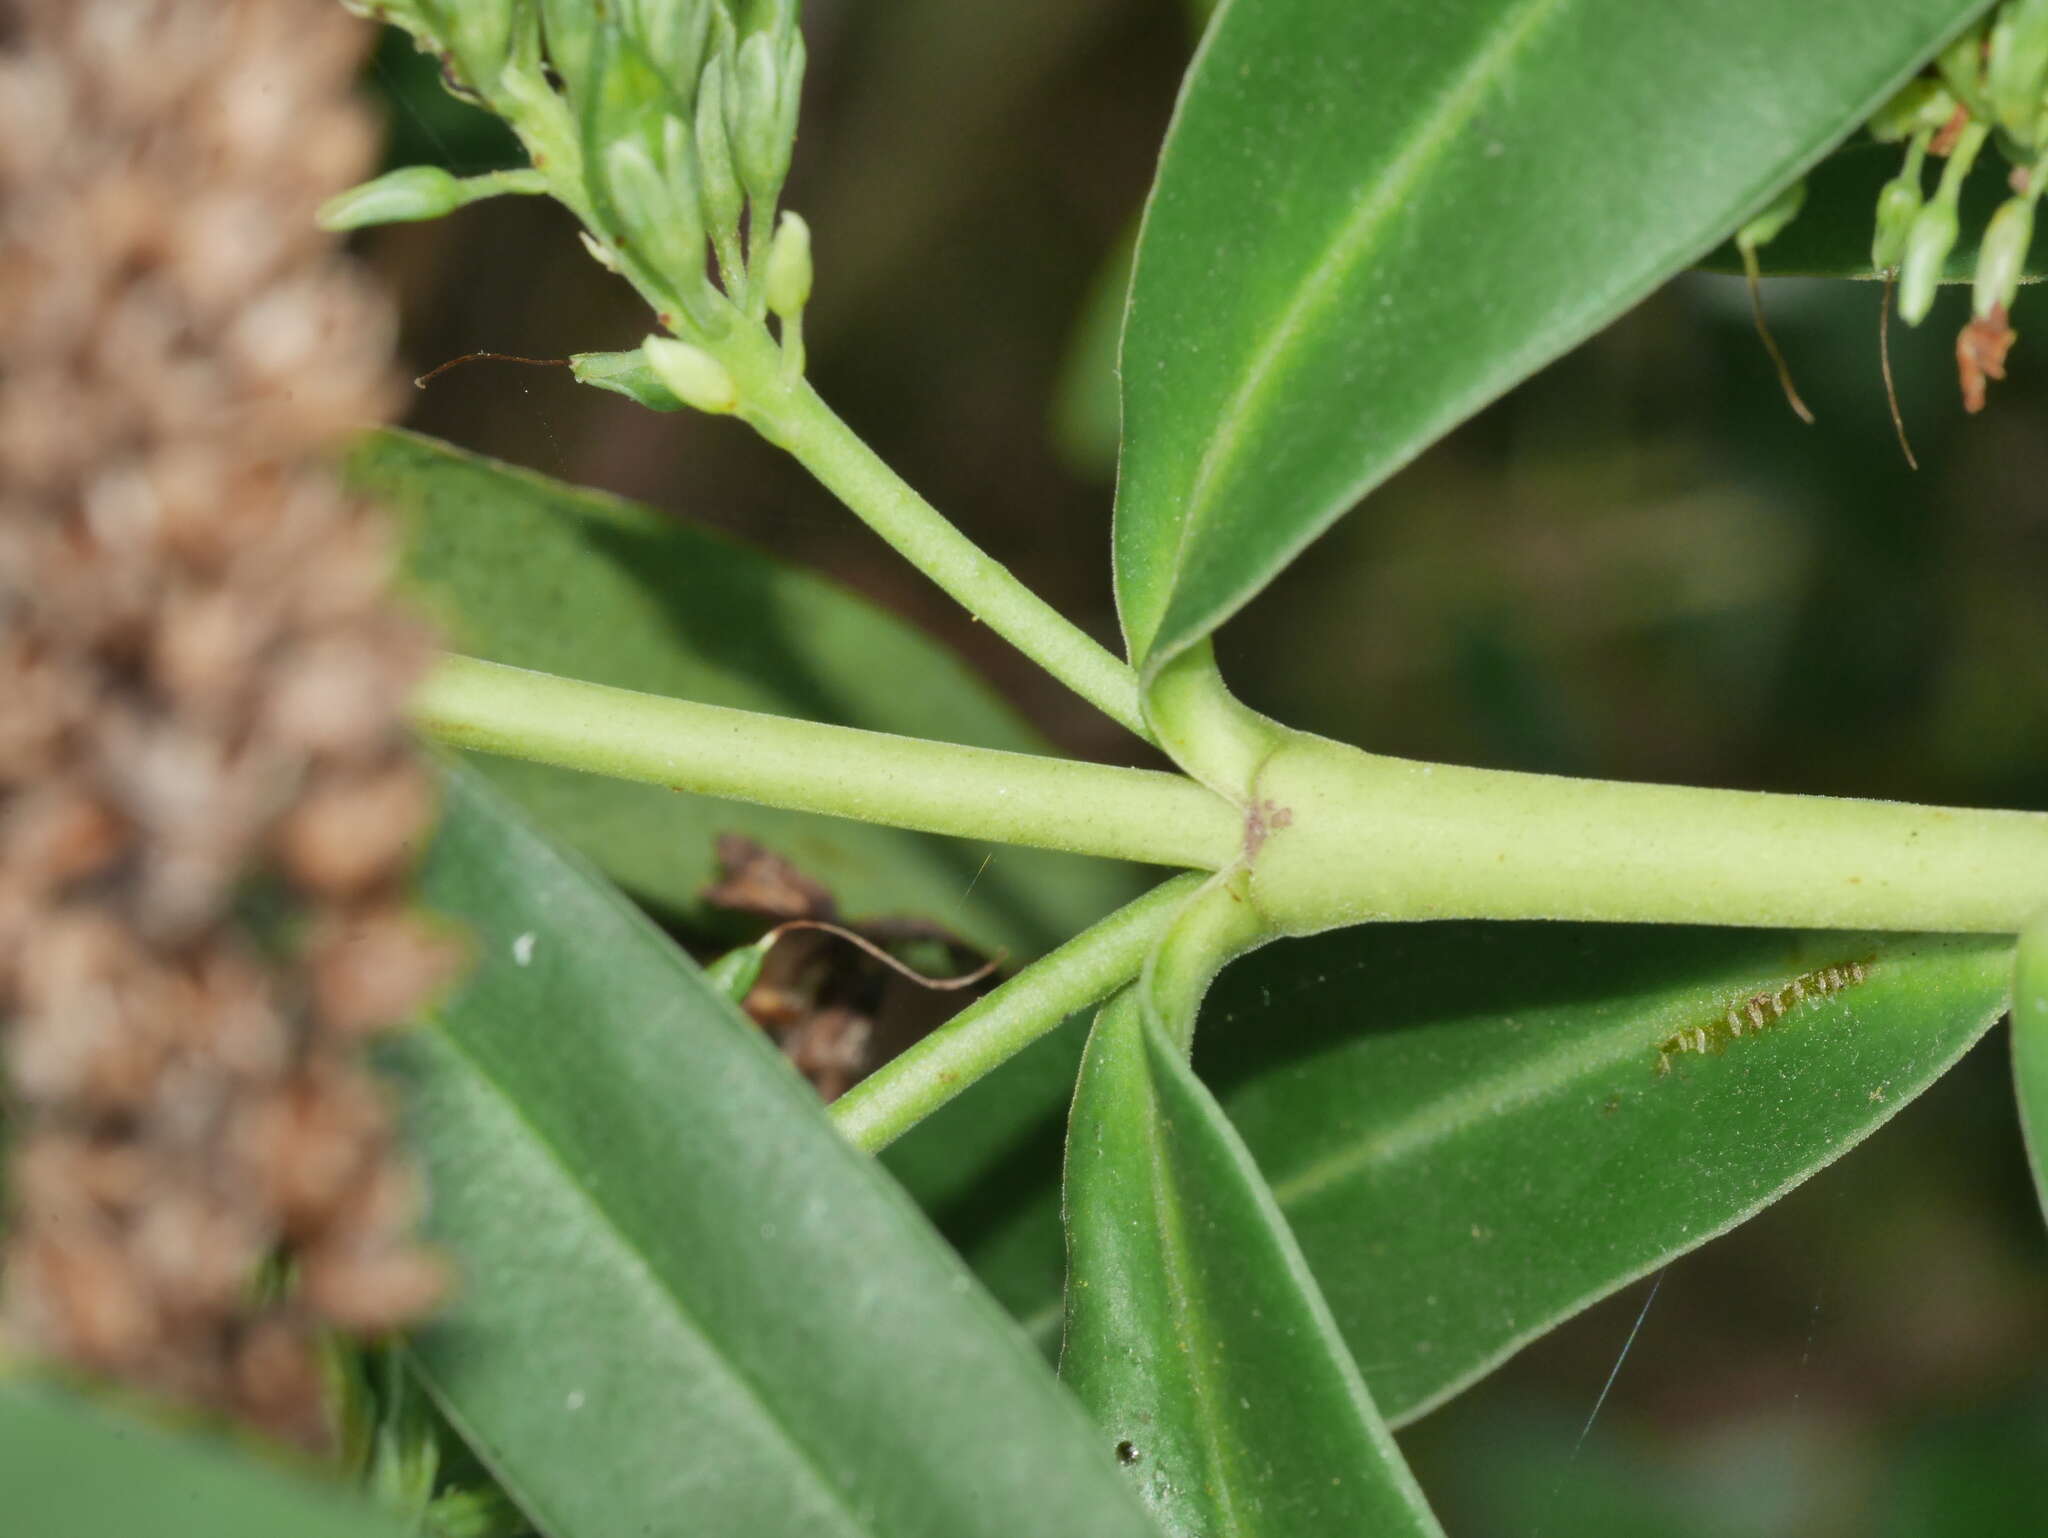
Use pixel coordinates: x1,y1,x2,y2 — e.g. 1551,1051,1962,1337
1653,958,1873,1077
1242,799,1294,861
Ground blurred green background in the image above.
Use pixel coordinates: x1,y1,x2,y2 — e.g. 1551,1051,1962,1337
354,4,2048,1532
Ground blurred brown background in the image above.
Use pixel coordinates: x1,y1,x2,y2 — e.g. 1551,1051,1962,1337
354,3,2048,1532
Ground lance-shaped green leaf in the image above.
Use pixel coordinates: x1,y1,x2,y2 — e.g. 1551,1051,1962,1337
389,766,1161,1538
1061,992,1444,1537
1114,0,1990,675
0,1380,403,1538
2013,916,2048,1219
348,429,1141,955
955,922,2014,1424
1198,922,2013,1425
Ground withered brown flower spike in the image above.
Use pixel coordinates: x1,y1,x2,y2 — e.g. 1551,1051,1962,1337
0,0,459,1447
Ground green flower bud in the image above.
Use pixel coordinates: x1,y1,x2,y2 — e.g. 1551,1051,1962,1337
1988,0,2048,144
570,349,686,411
1974,194,2037,318
731,28,795,205
696,54,746,240
1937,21,1991,111
763,210,812,318
1867,78,1959,142
701,936,772,1004
644,335,741,413
538,0,601,103
1735,178,1806,254
1898,198,1961,325
440,0,522,91
1871,171,1925,272
603,137,706,286
737,0,799,43
629,0,716,95
317,165,465,231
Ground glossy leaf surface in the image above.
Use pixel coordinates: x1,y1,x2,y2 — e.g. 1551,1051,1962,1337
389,767,1160,1538
949,923,2011,1425
1202,922,2011,1424
351,429,1137,953
1114,0,1987,673
0,1381,401,1538
2013,919,2048,1218
1062,995,1442,1537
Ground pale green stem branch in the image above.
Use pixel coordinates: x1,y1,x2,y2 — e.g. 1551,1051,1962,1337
734,364,1152,742
831,874,1207,1153
413,655,1241,870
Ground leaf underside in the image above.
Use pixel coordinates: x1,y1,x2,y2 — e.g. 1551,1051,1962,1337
390,766,1159,1538
939,922,2009,1427
1061,995,1443,1537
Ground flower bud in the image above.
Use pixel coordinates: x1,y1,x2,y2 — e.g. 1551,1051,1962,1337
1898,199,1961,325
1867,78,1958,142
702,936,772,1004
1735,179,1805,255
1973,194,2037,319
1871,171,1925,272
539,0,601,104
731,28,796,206
603,138,706,291
643,336,741,414
763,210,812,319
1988,0,2048,142
695,55,745,240
317,166,464,231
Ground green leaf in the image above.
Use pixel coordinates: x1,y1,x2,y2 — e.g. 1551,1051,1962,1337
2013,917,2048,1218
945,923,2012,1423
1696,139,2048,279
1113,0,1988,674
1061,994,1444,1537
1200,922,2012,1425
0,1380,403,1538
349,429,1139,954
392,765,1160,1538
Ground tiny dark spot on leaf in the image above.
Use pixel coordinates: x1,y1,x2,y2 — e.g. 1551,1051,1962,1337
1115,1440,1140,1465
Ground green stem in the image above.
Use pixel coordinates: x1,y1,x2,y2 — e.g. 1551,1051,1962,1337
831,874,1207,1153
1249,730,2048,935
1141,641,1288,800
413,654,1240,870
729,362,1152,742
1139,865,1274,1054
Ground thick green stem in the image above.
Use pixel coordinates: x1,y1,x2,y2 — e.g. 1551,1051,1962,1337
1141,641,1288,801
1249,730,2048,934
831,874,1207,1153
732,364,1152,741
413,654,1240,870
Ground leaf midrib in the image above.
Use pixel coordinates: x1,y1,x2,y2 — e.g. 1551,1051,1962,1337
1142,1052,1251,1538
422,1018,877,1538
1135,0,1570,668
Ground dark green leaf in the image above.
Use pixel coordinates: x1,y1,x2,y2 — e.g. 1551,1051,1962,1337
392,765,1160,1538
0,1380,402,1538
1114,0,1988,674
350,428,1139,954
1061,995,1443,1537
1696,139,2048,279
944,923,2011,1425
1201,922,2011,1425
